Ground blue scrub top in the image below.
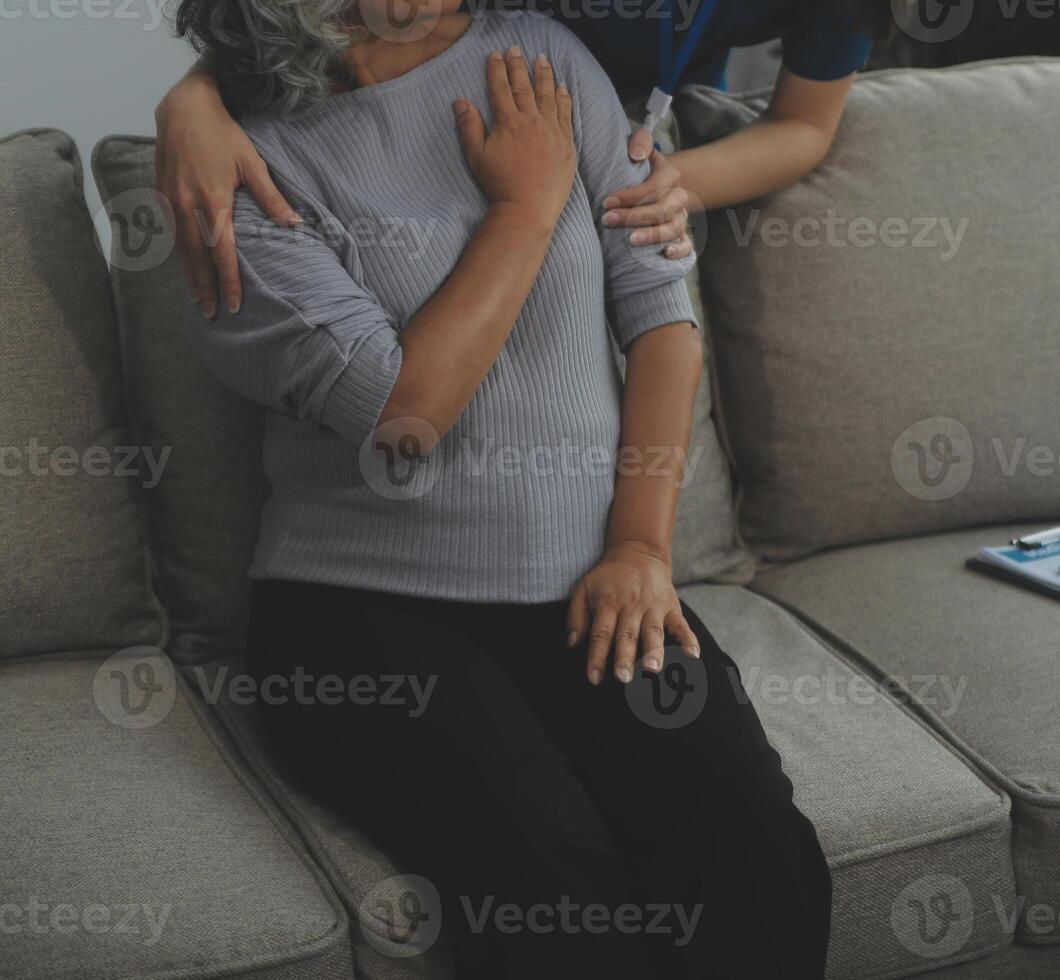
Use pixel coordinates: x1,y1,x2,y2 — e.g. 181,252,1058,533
467,0,874,99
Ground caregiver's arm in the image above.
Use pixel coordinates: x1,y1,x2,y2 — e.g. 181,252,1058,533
613,68,855,227
669,69,855,210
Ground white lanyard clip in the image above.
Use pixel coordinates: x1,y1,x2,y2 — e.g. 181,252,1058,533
641,86,673,137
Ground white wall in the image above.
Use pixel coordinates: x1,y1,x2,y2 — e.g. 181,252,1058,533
0,0,196,250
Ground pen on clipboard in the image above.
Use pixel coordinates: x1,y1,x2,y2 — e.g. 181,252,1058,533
1011,526,1060,550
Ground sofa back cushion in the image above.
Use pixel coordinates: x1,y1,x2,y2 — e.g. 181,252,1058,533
93,136,269,662
93,133,751,660
680,58,1060,562
0,129,160,657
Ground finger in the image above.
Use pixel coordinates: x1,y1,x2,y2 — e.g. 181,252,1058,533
176,207,219,317
505,45,535,113
663,233,694,260
453,97,486,157
555,83,573,136
612,608,642,685
566,583,590,650
533,54,556,118
586,601,618,687
628,127,654,163
210,217,242,315
664,607,700,658
605,188,688,229
486,50,517,119
242,159,300,226
628,210,689,247
640,610,667,673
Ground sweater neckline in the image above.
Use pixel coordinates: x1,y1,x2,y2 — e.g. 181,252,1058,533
328,12,488,102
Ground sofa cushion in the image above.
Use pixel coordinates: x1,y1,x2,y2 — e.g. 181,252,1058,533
0,650,353,979
678,58,1060,562
92,136,270,661
754,523,1060,946
186,584,1014,980
681,585,1017,979
91,132,751,663
0,129,160,658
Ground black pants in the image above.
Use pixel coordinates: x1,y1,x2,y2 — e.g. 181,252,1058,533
248,581,832,979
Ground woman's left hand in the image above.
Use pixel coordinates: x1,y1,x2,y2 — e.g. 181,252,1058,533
567,541,700,686
603,144,694,260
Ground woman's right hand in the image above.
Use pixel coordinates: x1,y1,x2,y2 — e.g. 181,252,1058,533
453,47,575,228
154,69,301,318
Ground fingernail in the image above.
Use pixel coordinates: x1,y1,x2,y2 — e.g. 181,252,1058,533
630,147,647,161
536,53,548,65
588,668,602,686
490,50,503,61
630,230,647,245
226,295,241,314
567,630,578,648
508,45,522,57
687,645,700,659
285,211,302,225
617,667,632,684
665,245,676,258
603,195,619,209
201,303,217,320
453,98,468,115
644,656,662,673
603,211,620,227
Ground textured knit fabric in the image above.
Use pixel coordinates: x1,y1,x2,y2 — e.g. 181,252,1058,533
184,12,698,603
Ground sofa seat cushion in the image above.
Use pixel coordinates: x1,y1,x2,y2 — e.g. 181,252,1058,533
190,586,1013,980
754,523,1060,946
0,651,353,980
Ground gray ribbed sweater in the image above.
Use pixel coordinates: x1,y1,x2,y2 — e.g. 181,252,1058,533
185,12,697,602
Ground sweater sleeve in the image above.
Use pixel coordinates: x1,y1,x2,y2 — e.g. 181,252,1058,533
182,185,403,447
554,28,699,351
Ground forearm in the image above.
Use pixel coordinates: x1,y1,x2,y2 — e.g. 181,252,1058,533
605,322,702,564
380,203,555,446
670,115,830,212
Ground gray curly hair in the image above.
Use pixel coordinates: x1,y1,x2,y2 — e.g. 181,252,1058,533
174,0,357,115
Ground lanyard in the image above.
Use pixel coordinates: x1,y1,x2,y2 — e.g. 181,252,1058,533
643,0,722,134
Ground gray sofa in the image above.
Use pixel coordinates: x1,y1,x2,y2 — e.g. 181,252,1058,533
2,55,1059,980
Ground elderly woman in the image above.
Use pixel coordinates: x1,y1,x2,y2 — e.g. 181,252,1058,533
175,2,831,977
